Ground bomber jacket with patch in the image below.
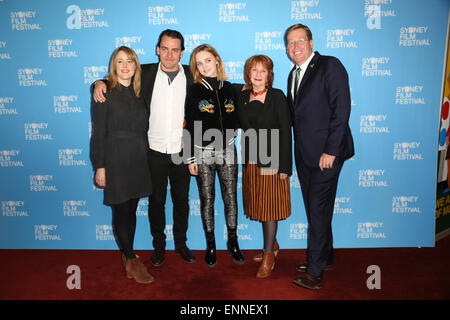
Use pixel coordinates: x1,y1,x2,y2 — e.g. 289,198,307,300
185,77,239,164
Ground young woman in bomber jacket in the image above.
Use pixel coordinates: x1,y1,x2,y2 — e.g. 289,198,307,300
185,44,244,267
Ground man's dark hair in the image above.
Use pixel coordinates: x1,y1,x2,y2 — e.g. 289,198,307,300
157,29,185,51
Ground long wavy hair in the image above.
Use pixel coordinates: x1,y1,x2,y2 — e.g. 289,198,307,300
190,44,227,83
106,46,142,98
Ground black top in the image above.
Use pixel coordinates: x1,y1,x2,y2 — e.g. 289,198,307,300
90,84,152,205
237,88,292,175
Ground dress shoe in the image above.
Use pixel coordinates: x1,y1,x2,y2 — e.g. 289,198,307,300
205,238,216,268
253,240,279,263
227,235,245,264
293,272,322,290
256,251,275,278
151,248,165,267
125,257,154,284
175,245,196,263
296,261,334,272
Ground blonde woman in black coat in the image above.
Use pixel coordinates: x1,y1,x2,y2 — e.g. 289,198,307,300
90,46,153,284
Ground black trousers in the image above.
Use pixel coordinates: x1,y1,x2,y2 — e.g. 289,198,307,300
147,148,190,250
295,155,343,278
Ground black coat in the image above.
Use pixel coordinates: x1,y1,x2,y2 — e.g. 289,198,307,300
90,84,151,205
237,87,293,176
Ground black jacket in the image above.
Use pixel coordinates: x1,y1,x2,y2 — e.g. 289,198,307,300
237,88,292,176
185,78,239,163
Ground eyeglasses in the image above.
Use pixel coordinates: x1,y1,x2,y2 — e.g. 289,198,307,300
287,38,308,47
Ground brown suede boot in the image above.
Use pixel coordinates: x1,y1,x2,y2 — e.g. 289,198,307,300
256,251,275,278
125,257,154,284
121,252,139,267
253,240,279,263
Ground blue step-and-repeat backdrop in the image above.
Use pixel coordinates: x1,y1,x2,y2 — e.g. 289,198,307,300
1,0,449,250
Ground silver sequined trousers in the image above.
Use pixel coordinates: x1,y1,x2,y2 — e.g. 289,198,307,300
195,146,238,233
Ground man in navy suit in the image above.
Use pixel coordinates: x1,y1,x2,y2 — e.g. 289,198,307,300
285,24,354,290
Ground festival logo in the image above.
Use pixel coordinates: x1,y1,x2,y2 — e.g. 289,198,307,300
291,0,322,20
35,225,61,241
327,29,357,49
399,26,430,47
30,175,57,192
10,10,41,31
219,3,249,23
25,123,53,141
361,57,392,77
358,169,388,188
54,95,81,114
66,5,109,29
395,85,425,105
360,114,390,134
18,68,47,87
1,201,28,217
393,142,423,160
48,39,77,58
148,5,179,25
63,200,90,217
357,222,386,239
392,196,421,214
0,150,23,167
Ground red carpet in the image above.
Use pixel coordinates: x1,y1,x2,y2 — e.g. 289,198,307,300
1,236,449,301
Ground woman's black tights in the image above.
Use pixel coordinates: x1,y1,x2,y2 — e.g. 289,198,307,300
112,198,139,259
262,220,278,252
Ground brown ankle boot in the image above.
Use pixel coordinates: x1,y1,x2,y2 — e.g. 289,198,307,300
125,257,154,284
253,240,279,263
256,251,275,278
121,252,139,267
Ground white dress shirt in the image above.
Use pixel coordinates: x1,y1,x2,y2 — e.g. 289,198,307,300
148,63,187,154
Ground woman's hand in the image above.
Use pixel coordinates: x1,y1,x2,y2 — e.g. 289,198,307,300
188,163,198,176
280,173,288,180
95,168,106,187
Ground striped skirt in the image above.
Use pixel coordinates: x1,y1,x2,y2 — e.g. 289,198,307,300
242,163,291,222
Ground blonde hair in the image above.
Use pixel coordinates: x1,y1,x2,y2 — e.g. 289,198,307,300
190,44,227,83
106,46,142,98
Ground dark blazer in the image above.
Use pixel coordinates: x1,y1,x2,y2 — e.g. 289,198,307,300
141,63,194,114
237,87,292,176
287,51,354,168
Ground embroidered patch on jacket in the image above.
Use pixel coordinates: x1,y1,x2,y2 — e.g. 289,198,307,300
198,99,215,113
225,99,235,113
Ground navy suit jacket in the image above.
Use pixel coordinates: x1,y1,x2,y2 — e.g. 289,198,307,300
287,51,354,168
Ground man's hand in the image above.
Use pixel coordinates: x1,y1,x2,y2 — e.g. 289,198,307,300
94,81,107,103
319,153,336,171
280,173,288,180
188,163,198,176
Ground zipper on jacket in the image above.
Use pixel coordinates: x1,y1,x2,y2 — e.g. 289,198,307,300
215,89,225,138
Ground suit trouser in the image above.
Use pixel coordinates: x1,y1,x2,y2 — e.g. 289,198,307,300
195,146,238,234
147,148,190,250
295,155,343,278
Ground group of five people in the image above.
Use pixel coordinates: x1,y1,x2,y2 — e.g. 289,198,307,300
90,24,354,290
